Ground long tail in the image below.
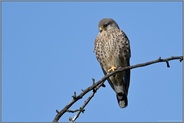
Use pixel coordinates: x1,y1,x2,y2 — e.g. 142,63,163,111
116,92,128,108
115,68,130,108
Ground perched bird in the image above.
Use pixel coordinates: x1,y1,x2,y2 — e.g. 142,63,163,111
94,18,131,108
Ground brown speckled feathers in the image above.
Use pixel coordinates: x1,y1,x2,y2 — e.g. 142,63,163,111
94,18,131,108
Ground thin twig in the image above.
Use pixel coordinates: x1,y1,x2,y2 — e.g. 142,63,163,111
67,109,85,113
70,82,104,122
52,56,183,122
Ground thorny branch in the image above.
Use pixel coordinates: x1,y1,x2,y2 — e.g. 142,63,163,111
52,56,183,122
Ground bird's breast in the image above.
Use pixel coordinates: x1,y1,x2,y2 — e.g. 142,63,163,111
95,30,125,72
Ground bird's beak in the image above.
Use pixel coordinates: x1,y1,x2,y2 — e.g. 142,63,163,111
99,26,103,32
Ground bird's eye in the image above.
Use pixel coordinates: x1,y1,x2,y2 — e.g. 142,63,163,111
104,24,108,27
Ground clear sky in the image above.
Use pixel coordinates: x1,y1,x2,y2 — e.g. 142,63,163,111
2,1,182,122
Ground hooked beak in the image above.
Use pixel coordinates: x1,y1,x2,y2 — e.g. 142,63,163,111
99,26,103,32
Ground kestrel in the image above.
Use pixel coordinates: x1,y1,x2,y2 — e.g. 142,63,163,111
94,18,131,108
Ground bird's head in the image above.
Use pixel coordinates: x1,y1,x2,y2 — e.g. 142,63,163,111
98,18,120,32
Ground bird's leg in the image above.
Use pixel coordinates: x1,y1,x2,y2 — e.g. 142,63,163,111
108,66,116,72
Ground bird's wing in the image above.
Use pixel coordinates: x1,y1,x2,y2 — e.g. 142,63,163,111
120,31,131,94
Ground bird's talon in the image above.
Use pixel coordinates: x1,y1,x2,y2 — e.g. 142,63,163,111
108,66,116,72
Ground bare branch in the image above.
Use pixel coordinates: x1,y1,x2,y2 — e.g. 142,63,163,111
67,109,85,113
70,82,104,122
52,56,183,122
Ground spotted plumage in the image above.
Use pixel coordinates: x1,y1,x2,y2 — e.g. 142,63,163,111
94,18,131,108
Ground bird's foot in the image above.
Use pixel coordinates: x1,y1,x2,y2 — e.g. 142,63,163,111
108,66,116,72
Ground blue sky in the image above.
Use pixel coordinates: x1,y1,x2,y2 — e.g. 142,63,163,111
2,2,182,122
